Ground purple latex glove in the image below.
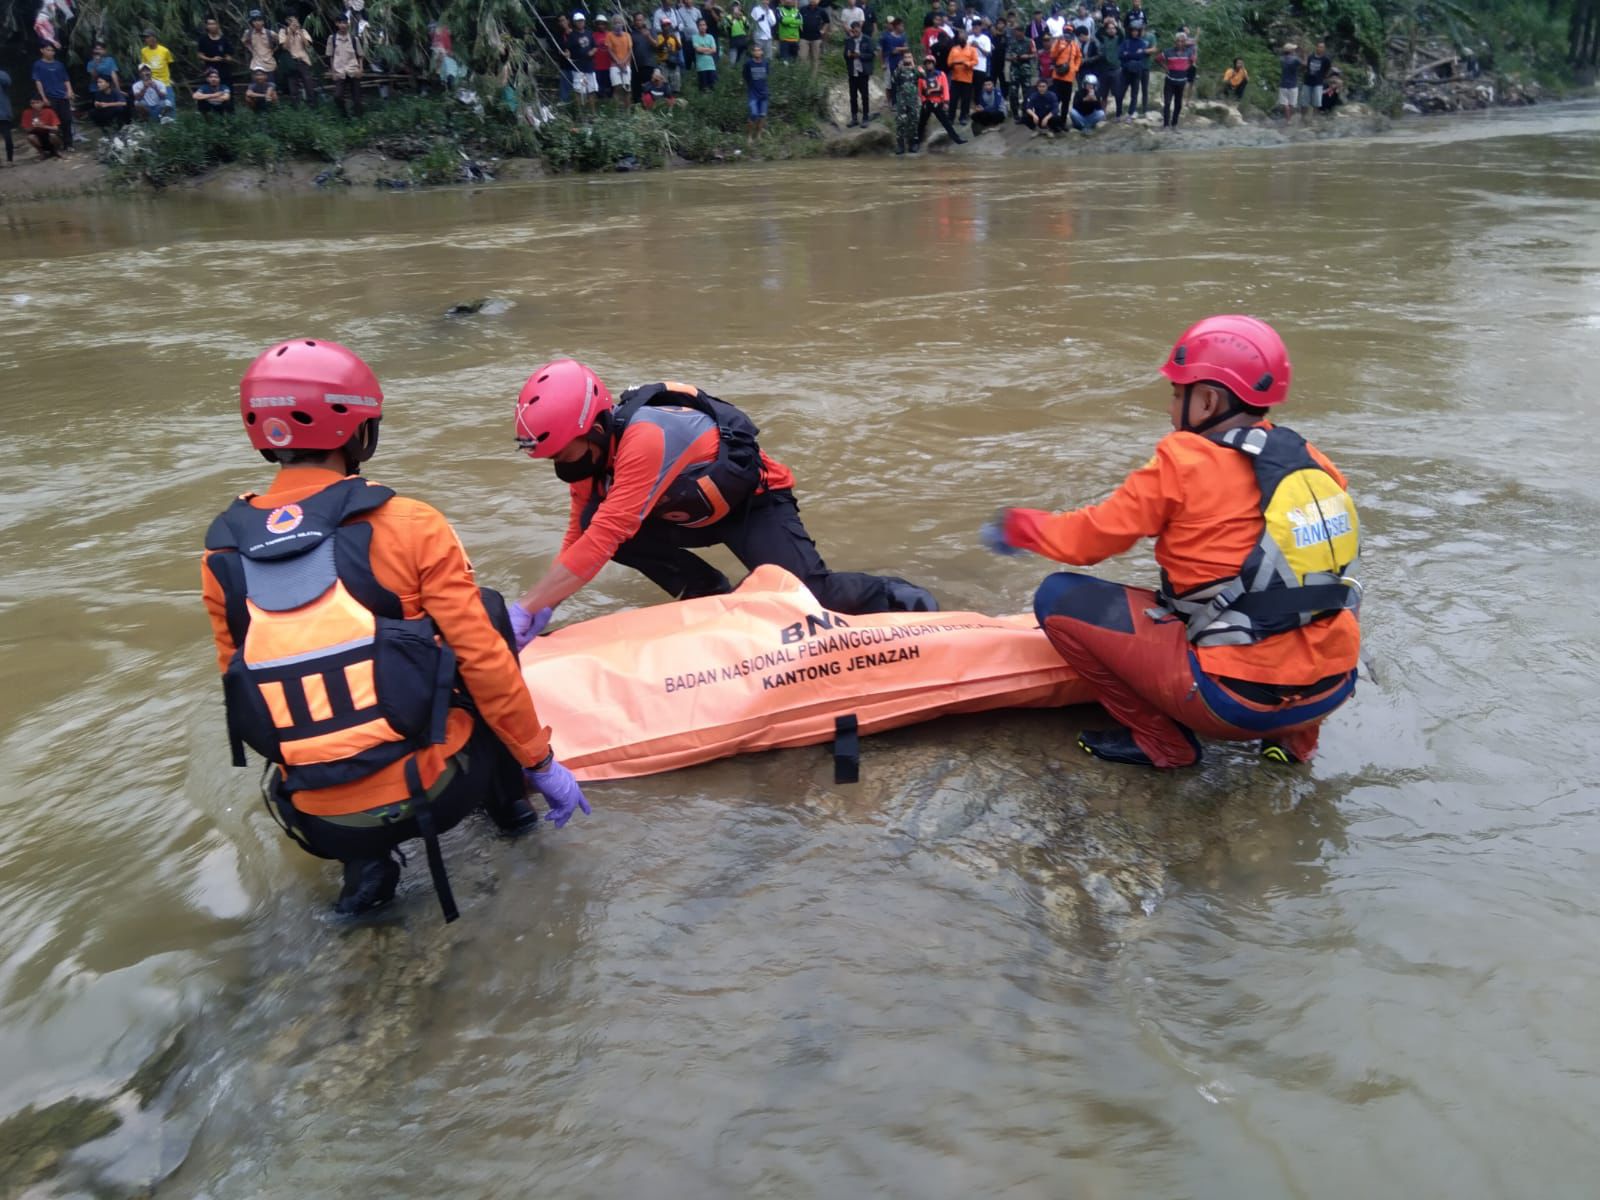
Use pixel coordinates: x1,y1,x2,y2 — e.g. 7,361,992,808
509,602,553,652
525,758,592,828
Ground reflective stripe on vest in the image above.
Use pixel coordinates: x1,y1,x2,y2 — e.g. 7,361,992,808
593,381,764,528
1158,424,1362,647
207,477,452,791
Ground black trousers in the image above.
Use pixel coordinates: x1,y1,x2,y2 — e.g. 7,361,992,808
950,78,972,121
971,108,1005,129
283,587,527,865
50,96,73,147
283,59,317,103
334,75,363,116
917,100,961,143
0,120,11,162
848,72,871,119
1161,77,1185,126
603,490,921,614
1125,69,1148,114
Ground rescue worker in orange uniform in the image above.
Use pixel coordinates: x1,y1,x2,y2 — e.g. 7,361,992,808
202,340,590,921
506,360,938,641
981,315,1362,768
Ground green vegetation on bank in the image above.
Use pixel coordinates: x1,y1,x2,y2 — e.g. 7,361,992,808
102,66,830,186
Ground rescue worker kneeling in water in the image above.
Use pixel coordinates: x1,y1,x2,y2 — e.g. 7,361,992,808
201,340,590,920
506,360,938,642
982,315,1362,768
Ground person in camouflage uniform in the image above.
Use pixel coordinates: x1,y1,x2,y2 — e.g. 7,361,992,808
1006,21,1036,119
894,55,921,153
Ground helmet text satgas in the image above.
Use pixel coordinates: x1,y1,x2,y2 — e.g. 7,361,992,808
240,339,384,454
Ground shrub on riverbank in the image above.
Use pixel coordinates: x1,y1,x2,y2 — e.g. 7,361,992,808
102,65,830,187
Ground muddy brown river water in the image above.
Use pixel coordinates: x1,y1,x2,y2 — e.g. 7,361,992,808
1,103,1599,1198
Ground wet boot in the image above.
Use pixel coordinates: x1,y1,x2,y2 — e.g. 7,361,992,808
885,579,940,612
1261,725,1319,764
1078,724,1202,769
487,792,542,838
335,855,401,916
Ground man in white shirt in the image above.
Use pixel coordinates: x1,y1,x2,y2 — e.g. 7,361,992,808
750,0,777,49
839,2,866,32
1045,11,1066,39
971,18,992,87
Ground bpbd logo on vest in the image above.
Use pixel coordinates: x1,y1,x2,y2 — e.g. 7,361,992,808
265,504,305,535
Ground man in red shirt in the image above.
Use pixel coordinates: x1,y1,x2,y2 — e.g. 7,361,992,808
19,98,63,158
507,360,937,640
983,316,1362,768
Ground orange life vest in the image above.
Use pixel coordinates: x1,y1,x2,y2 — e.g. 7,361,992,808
204,476,457,794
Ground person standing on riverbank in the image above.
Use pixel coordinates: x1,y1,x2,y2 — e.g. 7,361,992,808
946,31,977,124
982,315,1361,769
798,0,830,71
776,0,802,61
280,17,317,104
1005,19,1035,117
726,3,750,65
630,13,657,104
743,41,770,141
30,44,73,150
511,363,939,620
196,17,233,78
607,17,636,107
1277,43,1300,121
1301,41,1332,118
242,11,279,90
87,42,123,94
326,14,364,116
844,21,875,125
0,70,13,166
1156,30,1195,128
692,19,719,90
567,13,598,107
1118,22,1151,117
140,30,176,89
203,340,590,921
917,53,966,144
750,0,777,59
881,15,909,93
893,51,919,151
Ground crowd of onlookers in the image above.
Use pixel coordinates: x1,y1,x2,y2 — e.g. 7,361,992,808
0,3,405,164
0,0,1344,167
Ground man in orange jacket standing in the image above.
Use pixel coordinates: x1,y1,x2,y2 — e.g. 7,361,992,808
201,339,589,921
982,315,1362,768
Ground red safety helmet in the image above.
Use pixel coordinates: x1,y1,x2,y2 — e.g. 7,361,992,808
1159,315,1292,408
514,358,614,459
240,338,384,452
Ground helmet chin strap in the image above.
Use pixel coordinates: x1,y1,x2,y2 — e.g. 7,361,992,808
1179,383,1242,434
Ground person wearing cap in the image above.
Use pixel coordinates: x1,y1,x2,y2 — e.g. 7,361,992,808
566,13,598,106
1277,42,1301,121
604,14,635,107
193,65,234,115
1154,28,1195,128
140,29,176,87
982,315,1362,770
203,340,589,920
326,13,364,116
242,9,279,85
1116,18,1151,118
133,62,176,122
590,14,616,101
654,17,683,91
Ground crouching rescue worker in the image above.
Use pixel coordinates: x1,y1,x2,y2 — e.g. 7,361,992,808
507,360,938,642
201,339,591,921
981,315,1362,768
